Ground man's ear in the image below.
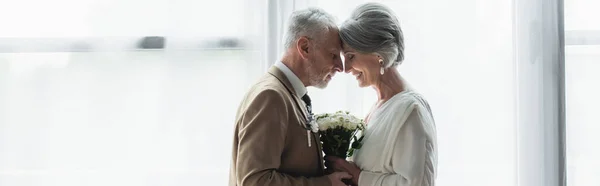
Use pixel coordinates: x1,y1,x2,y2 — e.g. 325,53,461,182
296,36,310,60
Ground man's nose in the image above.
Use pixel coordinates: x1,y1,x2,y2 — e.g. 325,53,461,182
333,58,343,72
343,60,352,73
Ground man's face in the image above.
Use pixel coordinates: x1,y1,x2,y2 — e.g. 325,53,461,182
306,29,343,89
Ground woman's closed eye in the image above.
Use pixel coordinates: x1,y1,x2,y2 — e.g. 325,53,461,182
346,54,355,60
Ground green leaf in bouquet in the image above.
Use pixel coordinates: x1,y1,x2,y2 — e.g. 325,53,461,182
351,136,359,148
352,141,363,149
356,136,365,148
333,135,342,144
316,113,329,120
347,132,365,157
335,135,344,150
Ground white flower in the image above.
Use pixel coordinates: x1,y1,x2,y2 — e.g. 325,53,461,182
315,111,365,131
309,119,319,133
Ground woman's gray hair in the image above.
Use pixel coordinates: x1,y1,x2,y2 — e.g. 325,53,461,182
340,2,404,67
283,8,338,49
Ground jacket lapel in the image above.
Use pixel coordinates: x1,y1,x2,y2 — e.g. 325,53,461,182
268,66,326,174
268,67,310,125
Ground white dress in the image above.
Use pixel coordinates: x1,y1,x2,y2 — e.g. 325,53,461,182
351,90,438,186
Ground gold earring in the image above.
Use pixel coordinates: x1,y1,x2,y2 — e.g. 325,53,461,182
379,59,384,75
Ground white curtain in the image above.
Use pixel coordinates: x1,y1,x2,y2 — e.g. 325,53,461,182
514,0,564,185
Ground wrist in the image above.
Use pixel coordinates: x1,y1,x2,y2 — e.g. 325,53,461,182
352,170,361,184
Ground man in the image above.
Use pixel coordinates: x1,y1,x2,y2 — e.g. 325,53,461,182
229,7,351,186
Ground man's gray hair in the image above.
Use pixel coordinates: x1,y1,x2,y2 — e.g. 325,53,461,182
283,8,338,49
339,3,404,67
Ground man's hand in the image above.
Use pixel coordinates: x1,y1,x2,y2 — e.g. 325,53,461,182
327,172,352,186
326,156,361,185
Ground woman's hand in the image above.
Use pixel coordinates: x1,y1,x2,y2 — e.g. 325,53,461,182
325,156,361,185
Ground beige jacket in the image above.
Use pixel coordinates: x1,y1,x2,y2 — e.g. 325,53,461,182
229,66,330,186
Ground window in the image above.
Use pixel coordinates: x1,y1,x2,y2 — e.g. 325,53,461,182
565,0,600,185
0,0,255,185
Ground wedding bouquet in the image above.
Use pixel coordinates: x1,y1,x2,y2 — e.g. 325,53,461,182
314,111,365,159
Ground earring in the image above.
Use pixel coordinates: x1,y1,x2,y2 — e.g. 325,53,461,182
379,59,385,75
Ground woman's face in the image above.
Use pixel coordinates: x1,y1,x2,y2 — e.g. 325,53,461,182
342,44,382,88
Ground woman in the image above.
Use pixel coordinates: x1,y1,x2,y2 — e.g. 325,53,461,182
326,2,438,186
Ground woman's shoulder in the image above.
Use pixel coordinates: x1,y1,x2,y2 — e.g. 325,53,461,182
386,90,437,138
405,91,433,114
385,90,434,121
388,90,429,109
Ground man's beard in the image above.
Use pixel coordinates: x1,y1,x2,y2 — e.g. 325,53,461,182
306,60,329,89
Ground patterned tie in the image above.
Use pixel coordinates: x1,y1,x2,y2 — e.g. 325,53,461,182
301,93,314,147
301,93,312,116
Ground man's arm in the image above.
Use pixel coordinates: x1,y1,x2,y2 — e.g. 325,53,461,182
235,89,331,186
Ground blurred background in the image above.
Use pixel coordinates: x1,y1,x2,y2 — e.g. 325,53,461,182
0,0,598,185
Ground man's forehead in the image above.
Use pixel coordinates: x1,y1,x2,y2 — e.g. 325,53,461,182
319,29,341,52
329,46,342,52
322,38,341,52
328,39,342,52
